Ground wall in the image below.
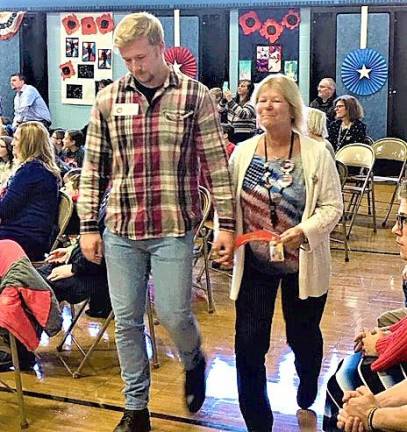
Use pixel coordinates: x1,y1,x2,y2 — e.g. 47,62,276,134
47,13,199,129
336,13,389,140
0,36,20,120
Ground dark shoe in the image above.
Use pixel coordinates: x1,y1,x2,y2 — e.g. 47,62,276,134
113,409,151,432
185,356,206,413
85,308,112,319
296,376,318,409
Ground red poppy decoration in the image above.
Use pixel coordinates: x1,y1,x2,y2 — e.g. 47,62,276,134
62,14,80,35
259,18,284,44
281,9,301,30
164,47,197,79
81,16,97,35
59,60,75,80
96,13,115,34
239,11,262,35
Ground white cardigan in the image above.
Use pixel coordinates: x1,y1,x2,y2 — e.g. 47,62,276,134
229,134,343,301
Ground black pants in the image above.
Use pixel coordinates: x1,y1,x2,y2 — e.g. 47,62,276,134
235,263,327,431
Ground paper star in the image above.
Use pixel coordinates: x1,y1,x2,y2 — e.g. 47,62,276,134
357,64,372,80
172,60,182,73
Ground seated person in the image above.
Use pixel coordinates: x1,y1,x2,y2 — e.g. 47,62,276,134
0,136,16,186
305,107,335,158
50,128,65,156
0,121,60,261
328,96,367,151
37,187,111,318
61,129,85,168
62,168,81,236
323,191,407,431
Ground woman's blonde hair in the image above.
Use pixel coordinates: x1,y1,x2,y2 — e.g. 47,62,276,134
16,122,61,179
114,12,164,48
253,74,305,133
306,107,328,138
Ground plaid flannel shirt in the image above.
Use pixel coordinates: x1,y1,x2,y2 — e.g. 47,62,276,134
78,67,235,239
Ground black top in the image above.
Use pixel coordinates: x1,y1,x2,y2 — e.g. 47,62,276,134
134,79,161,105
328,119,367,151
310,95,337,122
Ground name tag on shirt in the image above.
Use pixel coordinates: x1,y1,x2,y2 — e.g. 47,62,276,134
112,103,139,116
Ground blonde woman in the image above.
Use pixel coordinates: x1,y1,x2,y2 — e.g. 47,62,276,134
229,74,343,431
305,107,335,158
0,121,60,260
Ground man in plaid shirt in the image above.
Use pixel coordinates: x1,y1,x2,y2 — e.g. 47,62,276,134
78,12,235,432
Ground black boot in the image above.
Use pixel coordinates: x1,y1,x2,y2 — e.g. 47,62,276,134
185,356,206,413
113,409,151,432
296,374,318,409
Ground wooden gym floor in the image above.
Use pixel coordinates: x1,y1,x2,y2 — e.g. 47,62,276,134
0,184,405,432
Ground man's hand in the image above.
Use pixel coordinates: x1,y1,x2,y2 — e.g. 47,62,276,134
80,232,103,264
47,264,74,282
212,230,235,266
280,226,305,249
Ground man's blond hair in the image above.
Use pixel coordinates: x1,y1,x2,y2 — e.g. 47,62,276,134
114,12,164,48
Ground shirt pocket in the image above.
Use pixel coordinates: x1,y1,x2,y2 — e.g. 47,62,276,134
164,110,194,122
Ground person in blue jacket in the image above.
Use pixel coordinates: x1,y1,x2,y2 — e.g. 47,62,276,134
0,121,60,260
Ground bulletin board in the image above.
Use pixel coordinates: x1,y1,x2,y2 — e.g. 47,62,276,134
238,9,300,83
59,12,114,105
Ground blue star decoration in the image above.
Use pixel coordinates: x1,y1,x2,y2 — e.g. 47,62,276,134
341,48,388,96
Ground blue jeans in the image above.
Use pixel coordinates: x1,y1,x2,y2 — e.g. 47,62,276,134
103,229,202,410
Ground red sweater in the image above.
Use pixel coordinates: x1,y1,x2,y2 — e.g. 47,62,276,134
372,315,407,371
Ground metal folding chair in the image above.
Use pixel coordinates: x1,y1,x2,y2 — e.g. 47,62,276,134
56,288,159,378
0,333,29,429
335,143,376,238
372,138,407,227
193,186,216,313
331,160,350,261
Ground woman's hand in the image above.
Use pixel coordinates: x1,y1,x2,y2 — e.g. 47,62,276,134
47,264,74,282
280,226,305,249
45,245,75,264
223,89,233,102
362,330,384,357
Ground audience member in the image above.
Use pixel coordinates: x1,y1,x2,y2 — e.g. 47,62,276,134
0,121,60,261
305,107,335,158
0,116,14,137
10,73,51,129
310,78,337,122
323,188,407,431
61,129,85,168
0,136,16,186
210,87,227,123
50,129,65,156
62,168,81,236
328,95,366,151
229,74,342,431
218,80,256,144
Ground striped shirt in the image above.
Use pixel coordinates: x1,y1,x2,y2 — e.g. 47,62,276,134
78,66,235,239
241,154,305,274
218,99,257,135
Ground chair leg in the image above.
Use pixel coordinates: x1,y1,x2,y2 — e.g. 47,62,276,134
382,183,399,228
146,289,159,369
371,179,377,233
9,334,29,430
71,311,115,378
57,300,89,352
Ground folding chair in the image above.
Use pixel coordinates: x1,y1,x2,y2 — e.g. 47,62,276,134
193,186,216,313
331,160,350,261
0,333,29,429
32,190,74,267
335,143,376,238
372,138,407,227
56,288,159,378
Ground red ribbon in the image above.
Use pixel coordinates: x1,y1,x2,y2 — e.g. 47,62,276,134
235,230,281,248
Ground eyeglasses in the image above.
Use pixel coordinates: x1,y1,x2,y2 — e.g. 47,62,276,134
396,213,407,231
335,104,345,109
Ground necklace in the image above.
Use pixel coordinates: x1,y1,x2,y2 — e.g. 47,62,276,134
337,123,352,148
262,132,295,227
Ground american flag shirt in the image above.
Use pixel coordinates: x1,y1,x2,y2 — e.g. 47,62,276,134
78,67,235,239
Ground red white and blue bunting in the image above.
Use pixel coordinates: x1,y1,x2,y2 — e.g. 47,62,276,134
0,12,25,41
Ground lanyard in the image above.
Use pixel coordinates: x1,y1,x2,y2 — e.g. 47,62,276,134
263,132,294,227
